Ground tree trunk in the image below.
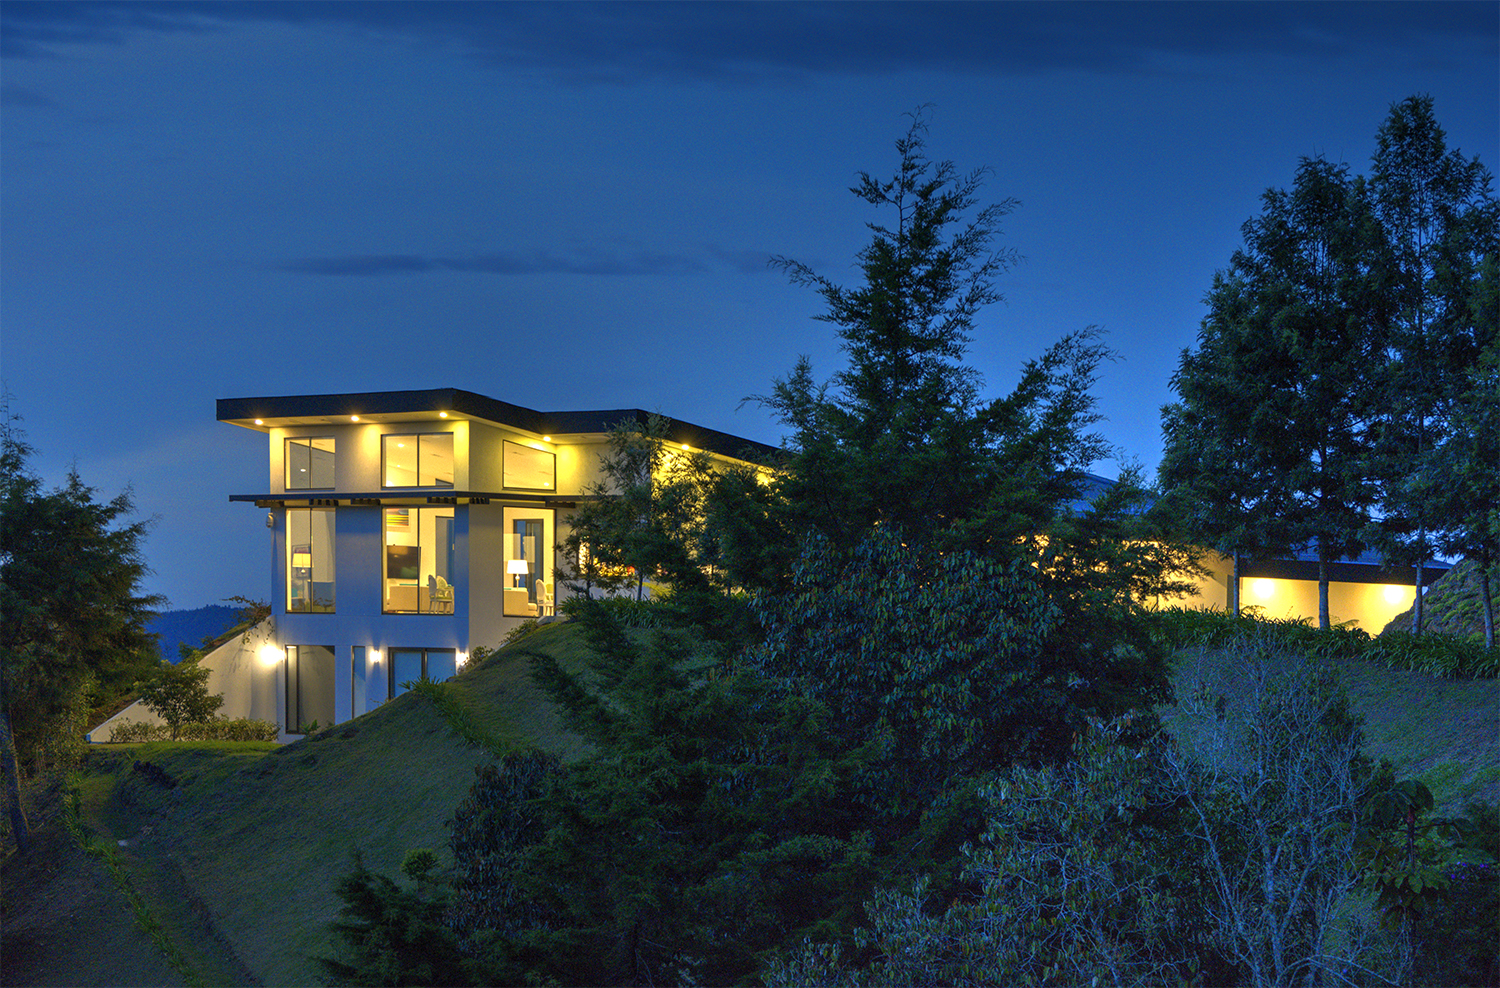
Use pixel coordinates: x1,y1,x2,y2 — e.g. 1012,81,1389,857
1230,553,1242,617
0,708,30,854
1481,563,1495,651
1318,552,1331,630
1411,542,1426,635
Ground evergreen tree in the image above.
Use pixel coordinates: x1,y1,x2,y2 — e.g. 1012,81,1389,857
1161,158,1382,628
1,404,162,851
1366,94,1500,632
756,106,1022,552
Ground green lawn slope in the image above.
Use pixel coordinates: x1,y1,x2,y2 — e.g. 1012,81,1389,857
65,621,593,987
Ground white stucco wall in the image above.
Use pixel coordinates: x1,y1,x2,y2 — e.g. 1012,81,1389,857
87,618,280,742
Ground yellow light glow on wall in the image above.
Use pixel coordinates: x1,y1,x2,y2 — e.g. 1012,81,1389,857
1252,579,1275,600
1384,585,1406,604
457,651,468,667
259,644,284,667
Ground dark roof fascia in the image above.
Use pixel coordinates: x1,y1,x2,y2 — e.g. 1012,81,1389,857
543,408,782,464
1238,555,1451,587
218,390,782,465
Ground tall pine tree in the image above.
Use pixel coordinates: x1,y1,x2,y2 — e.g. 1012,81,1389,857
1367,94,1500,632
1162,158,1382,628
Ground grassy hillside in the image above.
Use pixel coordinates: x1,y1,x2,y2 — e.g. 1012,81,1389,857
1167,644,1500,818
1381,557,1500,640
8,618,1495,986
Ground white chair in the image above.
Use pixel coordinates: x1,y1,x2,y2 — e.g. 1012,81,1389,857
536,578,555,617
429,574,455,614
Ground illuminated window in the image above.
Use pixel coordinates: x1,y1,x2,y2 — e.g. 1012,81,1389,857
285,437,335,490
287,508,335,613
383,506,456,614
503,440,556,490
382,433,454,488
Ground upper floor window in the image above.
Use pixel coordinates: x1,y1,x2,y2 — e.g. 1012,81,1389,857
383,433,454,488
287,508,335,613
503,440,555,490
286,437,335,490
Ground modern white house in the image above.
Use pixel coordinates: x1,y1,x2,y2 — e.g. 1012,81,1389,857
86,399,1443,744
102,388,779,742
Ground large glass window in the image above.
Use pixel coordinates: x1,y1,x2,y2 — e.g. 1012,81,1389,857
286,437,334,490
389,648,457,698
286,644,335,733
383,433,454,488
503,440,555,490
502,506,554,617
287,508,335,613
383,506,456,614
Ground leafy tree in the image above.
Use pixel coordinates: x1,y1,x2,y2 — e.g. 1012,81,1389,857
136,651,223,740
1,404,162,852
766,717,1219,988
1161,158,1382,628
319,853,480,987
1366,95,1499,633
560,413,716,601
446,602,886,987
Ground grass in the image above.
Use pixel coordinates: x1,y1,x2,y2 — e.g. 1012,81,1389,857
67,622,596,987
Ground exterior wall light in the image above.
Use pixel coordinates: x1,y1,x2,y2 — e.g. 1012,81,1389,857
1383,585,1406,605
1252,579,1274,600
351,415,360,422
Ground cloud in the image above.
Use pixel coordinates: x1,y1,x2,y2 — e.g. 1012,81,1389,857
3,1,1490,81
270,247,747,278
0,84,58,108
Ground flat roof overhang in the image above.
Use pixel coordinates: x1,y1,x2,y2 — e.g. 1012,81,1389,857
217,388,783,466
1238,556,1451,587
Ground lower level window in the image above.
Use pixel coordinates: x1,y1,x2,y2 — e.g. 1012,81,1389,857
286,645,335,732
389,648,457,698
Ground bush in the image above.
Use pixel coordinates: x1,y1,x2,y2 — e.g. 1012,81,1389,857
1149,606,1498,678
107,717,278,743
1365,629,1500,678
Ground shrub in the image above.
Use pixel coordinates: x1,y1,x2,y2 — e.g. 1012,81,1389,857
106,717,277,743
1365,630,1500,679
1149,607,1498,678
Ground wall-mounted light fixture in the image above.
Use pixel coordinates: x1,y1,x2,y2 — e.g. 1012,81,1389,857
1252,579,1274,600
1383,585,1406,605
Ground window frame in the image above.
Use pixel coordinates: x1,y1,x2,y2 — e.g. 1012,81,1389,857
381,432,455,489
286,507,336,614
388,647,457,698
285,436,336,491
502,440,557,491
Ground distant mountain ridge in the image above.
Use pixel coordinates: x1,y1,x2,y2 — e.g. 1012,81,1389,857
146,604,241,663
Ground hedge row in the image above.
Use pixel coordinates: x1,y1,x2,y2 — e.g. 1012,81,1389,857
1149,606,1499,679
107,717,279,743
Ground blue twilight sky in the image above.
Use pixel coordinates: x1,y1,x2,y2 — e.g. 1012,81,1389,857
2,1,1496,610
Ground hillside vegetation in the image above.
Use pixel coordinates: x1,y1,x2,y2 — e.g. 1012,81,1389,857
4,617,1495,987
